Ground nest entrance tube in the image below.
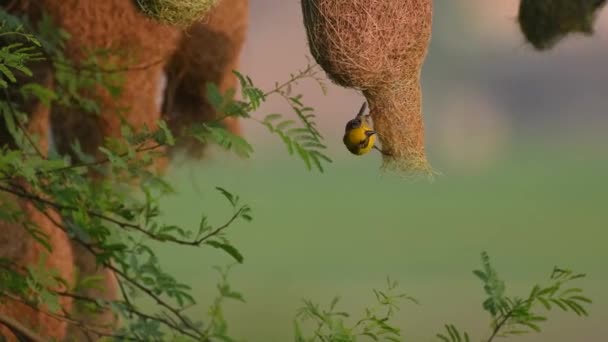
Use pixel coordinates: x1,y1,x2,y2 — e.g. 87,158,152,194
364,79,430,174
301,0,433,177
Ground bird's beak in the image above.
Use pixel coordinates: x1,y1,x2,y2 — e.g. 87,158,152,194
365,130,377,137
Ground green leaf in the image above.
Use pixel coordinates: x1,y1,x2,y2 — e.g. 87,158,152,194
198,215,210,236
276,120,295,131
446,324,460,342
559,288,583,296
206,82,224,111
519,321,541,332
24,223,52,252
362,332,378,340
550,298,568,311
197,124,253,158
232,70,250,89
529,284,540,299
537,297,552,310
205,240,244,263
295,144,312,171
263,113,282,123
436,334,450,342
569,295,592,304
563,299,588,316
156,120,175,146
294,320,305,342
0,64,17,83
20,83,57,106
215,187,237,207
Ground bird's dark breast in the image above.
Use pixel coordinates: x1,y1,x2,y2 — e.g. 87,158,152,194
343,134,359,155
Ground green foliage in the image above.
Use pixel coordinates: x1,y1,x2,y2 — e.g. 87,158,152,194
474,251,506,316
0,14,43,88
177,64,332,172
436,252,591,342
294,252,592,342
206,265,245,341
0,9,327,341
295,278,417,342
0,39,41,88
0,7,594,342
234,67,332,172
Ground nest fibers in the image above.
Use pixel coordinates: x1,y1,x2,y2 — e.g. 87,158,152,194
134,0,219,26
518,0,607,50
302,0,433,176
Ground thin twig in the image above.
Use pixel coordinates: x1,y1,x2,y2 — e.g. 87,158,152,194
28,143,161,177
116,277,134,319
106,263,206,340
0,312,45,342
3,291,142,342
37,210,207,341
263,63,318,98
2,88,45,159
0,140,162,182
0,181,243,247
487,310,515,342
55,290,181,338
196,208,244,243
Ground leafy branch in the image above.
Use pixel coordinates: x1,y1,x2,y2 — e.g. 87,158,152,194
437,252,592,342
242,63,332,172
197,61,332,172
295,277,417,342
1,11,255,340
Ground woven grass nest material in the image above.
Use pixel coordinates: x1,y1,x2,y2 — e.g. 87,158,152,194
518,0,606,50
134,0,219,26
301,0,433,177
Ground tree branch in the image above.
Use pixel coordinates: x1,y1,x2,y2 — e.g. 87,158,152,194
0,312,45,342
487,309,516,342
36,208,209,341
2,291,143,342
2,88,45,159
263,63,318,98
0,181,243,248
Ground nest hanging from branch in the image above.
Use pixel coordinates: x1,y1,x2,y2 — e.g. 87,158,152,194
301,0,433,176
518,0,606,50
133,0,219,26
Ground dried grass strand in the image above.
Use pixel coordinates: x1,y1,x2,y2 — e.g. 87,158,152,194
134,0,219,26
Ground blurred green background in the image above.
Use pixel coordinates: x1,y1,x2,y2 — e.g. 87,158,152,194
157,1,608,341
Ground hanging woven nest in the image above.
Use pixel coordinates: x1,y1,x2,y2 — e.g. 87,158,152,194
133,0,219,26
518,0,606,50
162,0,249,159
301,0,433,176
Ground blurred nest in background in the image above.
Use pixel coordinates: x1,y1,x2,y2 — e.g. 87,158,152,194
301,0,433,177
133,0,219,26
518,0,607,50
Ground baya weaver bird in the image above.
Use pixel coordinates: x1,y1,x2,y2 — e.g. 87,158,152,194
343,102,391,156
343,102,377,155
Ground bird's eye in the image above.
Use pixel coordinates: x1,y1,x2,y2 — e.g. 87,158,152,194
346,119,361,131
